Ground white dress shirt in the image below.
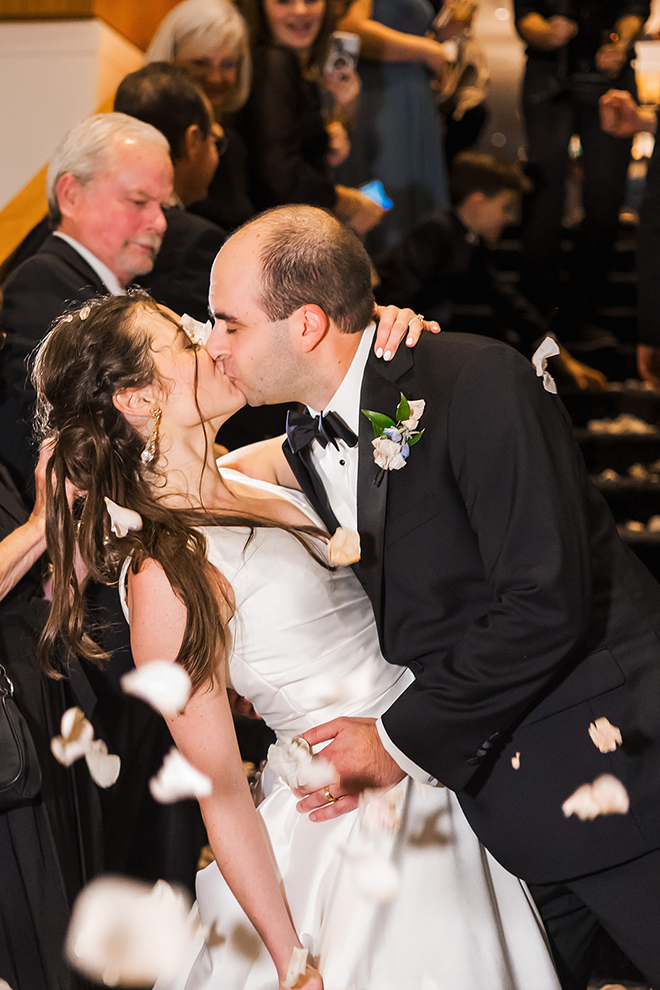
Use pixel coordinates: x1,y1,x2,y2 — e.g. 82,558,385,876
53,232,125,296
308,324,438,786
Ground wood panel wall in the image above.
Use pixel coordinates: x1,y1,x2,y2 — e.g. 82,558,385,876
0,0,179,51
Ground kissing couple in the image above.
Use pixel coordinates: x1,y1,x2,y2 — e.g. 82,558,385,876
38,205,660,990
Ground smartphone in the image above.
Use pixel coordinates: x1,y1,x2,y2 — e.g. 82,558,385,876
324,31,361,76
358,180,394,211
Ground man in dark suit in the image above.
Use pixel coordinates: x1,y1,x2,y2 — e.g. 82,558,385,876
0,112,173,496
208,204,660,990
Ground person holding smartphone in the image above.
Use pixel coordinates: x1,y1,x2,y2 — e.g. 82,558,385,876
236,0,384,237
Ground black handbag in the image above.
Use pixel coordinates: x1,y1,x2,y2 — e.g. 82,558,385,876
0,662,42,810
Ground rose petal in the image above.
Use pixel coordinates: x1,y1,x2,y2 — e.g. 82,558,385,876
327,527,361,565
267,736,339,790
282,946,309,989
588,717,622,754
51,707,95,766
531,336,560,394
180,314,212,347
359,786,405,834
149,748,212,804
121,660,192,716
66,876,197,987
562,774,629,820
348,848,400,903
104,497,143,538
85,739,121,788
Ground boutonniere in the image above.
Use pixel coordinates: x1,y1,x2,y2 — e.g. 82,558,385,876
362,393,425,471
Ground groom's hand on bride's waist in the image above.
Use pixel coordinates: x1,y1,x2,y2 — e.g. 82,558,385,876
293,717,406,822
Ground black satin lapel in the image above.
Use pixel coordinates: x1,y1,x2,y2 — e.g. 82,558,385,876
281,440,340,534
356,360,403,626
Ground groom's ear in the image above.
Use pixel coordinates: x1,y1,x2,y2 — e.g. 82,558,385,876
293,304,329,352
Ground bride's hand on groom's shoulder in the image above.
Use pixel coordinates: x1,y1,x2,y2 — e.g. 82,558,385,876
294,717,406,822
373,305,441,362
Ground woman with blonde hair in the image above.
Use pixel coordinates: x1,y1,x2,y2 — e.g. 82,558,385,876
147,0,254,229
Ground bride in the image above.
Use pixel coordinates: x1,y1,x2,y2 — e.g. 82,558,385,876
34,293,560,990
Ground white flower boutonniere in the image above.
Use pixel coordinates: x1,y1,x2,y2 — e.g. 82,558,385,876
362,393,425,471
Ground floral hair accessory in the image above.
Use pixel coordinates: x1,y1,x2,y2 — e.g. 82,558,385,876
104,497,143,538
532,336,560,394
180,313,212,347
362,393,425,471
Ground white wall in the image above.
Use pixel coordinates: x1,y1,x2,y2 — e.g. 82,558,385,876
0,19,142,211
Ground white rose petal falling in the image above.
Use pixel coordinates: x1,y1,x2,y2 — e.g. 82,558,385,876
85,739,121,789
51,707,95,766
149,747,212,804
531,336,561,394
282,946,309,989
121,660,192,716
51,707,120,788
66,876,198,987
562,774,630,820
344,843,401,904
267,736,339,790
327,527,361,565
588,717,623,754
180,313,213,347
103,497,143,538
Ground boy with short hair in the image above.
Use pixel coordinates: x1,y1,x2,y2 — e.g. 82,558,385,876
375,151,605,388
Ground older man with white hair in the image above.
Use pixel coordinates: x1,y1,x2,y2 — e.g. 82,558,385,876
0,112,173,493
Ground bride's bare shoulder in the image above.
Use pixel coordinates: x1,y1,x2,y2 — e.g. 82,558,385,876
217,436,301,490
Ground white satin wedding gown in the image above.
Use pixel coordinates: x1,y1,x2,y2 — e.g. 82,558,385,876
157,470,561,990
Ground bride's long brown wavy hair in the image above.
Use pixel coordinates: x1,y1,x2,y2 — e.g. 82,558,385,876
33,292,326,689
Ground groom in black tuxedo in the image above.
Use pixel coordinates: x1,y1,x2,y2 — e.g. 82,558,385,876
207,205,660,990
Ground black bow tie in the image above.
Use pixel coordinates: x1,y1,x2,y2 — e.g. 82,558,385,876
286,408,358,455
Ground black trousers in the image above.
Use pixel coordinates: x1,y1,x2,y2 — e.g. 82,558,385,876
529,846,660,990
520,64,635,320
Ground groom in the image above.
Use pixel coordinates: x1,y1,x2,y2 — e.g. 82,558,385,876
207,205,660,990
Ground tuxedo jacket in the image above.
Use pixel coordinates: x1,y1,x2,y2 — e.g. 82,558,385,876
0,234,106,494
285,331,660,884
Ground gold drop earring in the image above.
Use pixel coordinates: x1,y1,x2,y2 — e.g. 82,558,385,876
141,407,162,465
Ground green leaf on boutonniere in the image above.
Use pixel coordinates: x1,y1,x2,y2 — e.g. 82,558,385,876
362,409,395,437
408,429,425,446
396,393,410,422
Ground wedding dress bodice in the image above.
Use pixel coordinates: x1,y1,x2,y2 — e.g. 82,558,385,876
199,470,413,736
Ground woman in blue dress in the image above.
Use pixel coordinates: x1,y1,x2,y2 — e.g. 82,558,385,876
336,0,450,252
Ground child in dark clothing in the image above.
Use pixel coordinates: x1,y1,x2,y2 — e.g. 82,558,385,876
375,151,606,390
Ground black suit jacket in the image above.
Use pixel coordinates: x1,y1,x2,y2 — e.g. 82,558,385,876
0,234,106,494
285,331,660,884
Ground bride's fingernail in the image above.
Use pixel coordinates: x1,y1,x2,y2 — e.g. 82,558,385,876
406,336,414,346
376,347,383,359
384,350,392,361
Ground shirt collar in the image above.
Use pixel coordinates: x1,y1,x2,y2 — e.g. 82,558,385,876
308,323,376,434
53,232,125,296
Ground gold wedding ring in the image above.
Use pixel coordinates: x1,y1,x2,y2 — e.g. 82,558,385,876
407,313,425,329
323,785,336,805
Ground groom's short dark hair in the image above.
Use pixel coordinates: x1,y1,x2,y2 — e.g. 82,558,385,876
248,206,375,334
